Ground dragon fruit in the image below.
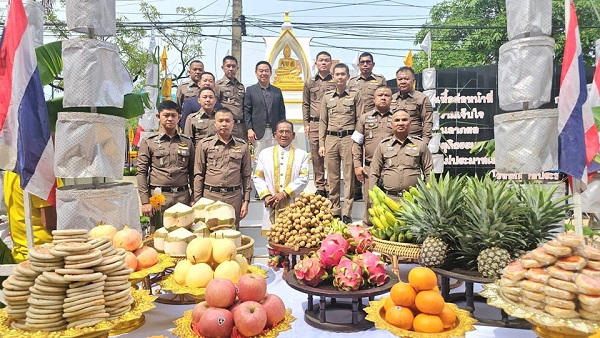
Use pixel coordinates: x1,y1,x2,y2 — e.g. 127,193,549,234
294,256,329,287
317,233,349,270
357,251,389,286
333,257,364,291
347,226,374,254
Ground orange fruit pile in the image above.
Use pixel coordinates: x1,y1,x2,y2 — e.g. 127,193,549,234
382,267,457,333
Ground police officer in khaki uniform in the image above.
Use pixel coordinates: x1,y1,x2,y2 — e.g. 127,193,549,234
369,110,433,202
176,60,204,108
391,66,433,144
184,87,218,147
352,85,394,224
181,72,223,130
137,100,194,218
302,51,336,197
194,107,252,229
217,56,246,140
318,63,363,223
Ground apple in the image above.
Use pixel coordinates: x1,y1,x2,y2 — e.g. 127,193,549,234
185,263,214,288
232,301,267,337
205,278,237,308
198,307,234,338
237,273,267,302
228,299,243,317
191,301,209,323
261,294,286,328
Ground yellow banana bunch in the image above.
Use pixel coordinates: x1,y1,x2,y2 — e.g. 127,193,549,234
383,195,400,212
409,186,421,199
402,190,414,203
383,208,396,225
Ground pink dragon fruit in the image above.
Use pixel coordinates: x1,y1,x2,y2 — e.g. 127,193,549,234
317,233,350,270
347,226,374,254
333,257,364,291
294,256,329,287
357,251,389,286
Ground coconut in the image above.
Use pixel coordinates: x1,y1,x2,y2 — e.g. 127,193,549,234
210,229,242,247
192,197,215,223
164,227,195,255
191,221,211,238
204,201,236,230
153,227,169,252
163,202,195,231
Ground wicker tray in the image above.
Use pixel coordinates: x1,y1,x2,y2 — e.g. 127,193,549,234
143,235,254,264
373,237,421,260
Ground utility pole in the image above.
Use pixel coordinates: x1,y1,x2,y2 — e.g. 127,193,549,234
232,0,243,78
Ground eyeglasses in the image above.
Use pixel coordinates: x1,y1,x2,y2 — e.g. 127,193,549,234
359,60,373,64
276,130,293,135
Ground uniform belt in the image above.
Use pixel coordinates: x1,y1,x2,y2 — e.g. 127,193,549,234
327,130,354,137
265,123,271,128
308,116,319,122
234,119,243,124
149,185,189,193
382,188,403,197
205,185,241,193
365,160,371,167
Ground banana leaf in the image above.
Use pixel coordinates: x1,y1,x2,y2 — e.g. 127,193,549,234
45,93,149,131
36,41,63,87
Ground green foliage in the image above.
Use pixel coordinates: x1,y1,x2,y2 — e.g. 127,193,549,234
470,139,495,158
413,0,600,72
35,41,63,86
124,167,138,176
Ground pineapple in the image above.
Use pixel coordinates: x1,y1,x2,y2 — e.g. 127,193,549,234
398,173,465,268
456,175,526,278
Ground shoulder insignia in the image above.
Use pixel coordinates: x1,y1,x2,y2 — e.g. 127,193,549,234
147,133,159,138
179,133,191,140
201,136,215,143
233,137,247,144
381,136,393,143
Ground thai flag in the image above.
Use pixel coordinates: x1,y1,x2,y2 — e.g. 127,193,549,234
0,0,56,204
558,0,600,189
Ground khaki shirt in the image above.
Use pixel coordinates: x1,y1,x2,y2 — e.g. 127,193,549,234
176,80,200,108
318,89,363,149
352,109,394,167
369,135,433,193
302,73,335,127
194,136,252,201
136,132,194,204
217,76,245,120
391,89,433,144
184,109,216,147
348,73,386,115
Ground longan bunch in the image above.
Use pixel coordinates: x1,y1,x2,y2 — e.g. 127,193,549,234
267,192,333,250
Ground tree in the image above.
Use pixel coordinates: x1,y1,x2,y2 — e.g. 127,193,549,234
413,0,600,72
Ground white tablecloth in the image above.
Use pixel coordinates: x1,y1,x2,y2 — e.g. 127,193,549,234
117,265,537,338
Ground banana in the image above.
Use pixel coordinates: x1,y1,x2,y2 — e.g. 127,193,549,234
383,196,400,212
368,207,377,217
402,190,414,203
372,217,385,230
383,209,396,226
379,214,390,229
409,186,421,198
368,190,379,205
374,187,386,202
375,205,386,220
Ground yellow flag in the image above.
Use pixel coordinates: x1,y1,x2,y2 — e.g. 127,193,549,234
404,50,413,68
128,125,134,145
161,77,172,101
160,47,168,72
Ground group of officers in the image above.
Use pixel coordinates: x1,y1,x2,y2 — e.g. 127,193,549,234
136,52,434,229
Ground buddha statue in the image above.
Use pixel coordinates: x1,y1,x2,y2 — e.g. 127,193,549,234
274,45,302,86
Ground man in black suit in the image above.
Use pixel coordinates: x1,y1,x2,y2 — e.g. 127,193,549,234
243,61,286,159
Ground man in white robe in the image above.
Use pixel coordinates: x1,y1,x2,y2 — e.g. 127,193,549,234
253,120,309,232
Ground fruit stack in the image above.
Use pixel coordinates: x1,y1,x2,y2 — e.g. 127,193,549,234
190,275,286,338
381,267,457,333
1,229,134,331
103,224,159,272
172,237,250,288
500,232,600,320
293,221,389,291
367,185,417,243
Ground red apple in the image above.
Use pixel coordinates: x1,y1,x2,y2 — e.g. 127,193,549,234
205,278,237,308
261,294,286,328
236,273,267,302
198,307,234,338
228,299,243,317
191,301,209,323
233,301,267,337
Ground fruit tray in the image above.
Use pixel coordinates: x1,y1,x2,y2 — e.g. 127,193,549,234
129,253,176,285
364,299,477,337
373,237,421,261
172,309,295,338
144,236,254,264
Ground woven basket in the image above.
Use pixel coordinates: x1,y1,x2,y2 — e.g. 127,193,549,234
373,237,421,261
238,235,255,264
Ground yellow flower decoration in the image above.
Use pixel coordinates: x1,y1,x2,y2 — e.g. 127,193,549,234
149,194,166,210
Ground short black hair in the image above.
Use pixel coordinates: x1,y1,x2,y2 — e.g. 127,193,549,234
396,66,415,77
333,63,349,75
255,61,272,72
189,60,204,68
215,107,234,119
359,52,374,62
201,72,215,81
375,84,391,92
158,100,180,114
198,86,216,96
315,51,331,60
275,119,294,132
223,55,238,64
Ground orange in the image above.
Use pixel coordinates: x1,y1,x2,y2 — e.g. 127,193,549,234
415,290,445,315
385,305,414,330
408,267,438,291
383,297,396,312
413,313,444,333
439,303,457,329
390,282,417,307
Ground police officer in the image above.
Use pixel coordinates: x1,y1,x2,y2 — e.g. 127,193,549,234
194,107,252,229
369,110,433,202
181,72,222,130
217,56,246,140
318,63,363,224
302,51,336,197
352,85,394,224
391,66,433,144
184,86,218,147
348,52,386,201
176,60,204,108
137,100,194,218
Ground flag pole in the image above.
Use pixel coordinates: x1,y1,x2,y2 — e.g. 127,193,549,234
572,180,583,235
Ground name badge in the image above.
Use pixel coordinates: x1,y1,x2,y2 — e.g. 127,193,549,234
387,146,395,152
208,147,219,153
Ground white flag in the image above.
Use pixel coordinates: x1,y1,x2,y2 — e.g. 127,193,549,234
420,31,432,57
351,52,360,69
147,27,156,54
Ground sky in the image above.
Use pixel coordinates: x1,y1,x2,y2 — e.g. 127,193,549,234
1,0,441,85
